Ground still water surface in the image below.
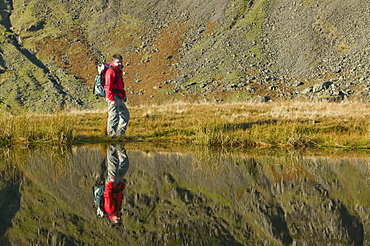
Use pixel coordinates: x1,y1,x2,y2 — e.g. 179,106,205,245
0,144,369,245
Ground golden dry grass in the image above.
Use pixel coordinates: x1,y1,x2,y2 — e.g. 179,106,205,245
1,101,369,149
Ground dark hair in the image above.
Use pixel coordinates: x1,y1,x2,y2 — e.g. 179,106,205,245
112,54,123,61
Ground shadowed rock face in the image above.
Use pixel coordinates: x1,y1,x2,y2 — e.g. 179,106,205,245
0,184,20,235
0,0,369,111
0,146,368,245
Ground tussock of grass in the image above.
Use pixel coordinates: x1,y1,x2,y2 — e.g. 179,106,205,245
0,112,73,147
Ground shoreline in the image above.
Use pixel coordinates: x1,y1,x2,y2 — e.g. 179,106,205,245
1,101,369,150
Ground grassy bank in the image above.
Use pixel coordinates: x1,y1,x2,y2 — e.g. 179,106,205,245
1,101,369,149
0,113,73,146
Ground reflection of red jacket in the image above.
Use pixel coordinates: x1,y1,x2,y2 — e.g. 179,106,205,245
103,181,126,219
104,63,126,102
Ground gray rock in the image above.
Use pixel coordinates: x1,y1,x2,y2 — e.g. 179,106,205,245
313,82,332,93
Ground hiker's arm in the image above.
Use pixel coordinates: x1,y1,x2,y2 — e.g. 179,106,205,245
104,69,116,102
122,89,127,102
103,182,115,212
105,181,114,191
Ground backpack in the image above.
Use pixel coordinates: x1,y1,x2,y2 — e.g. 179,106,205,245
93,184,108,218
93,63,118,97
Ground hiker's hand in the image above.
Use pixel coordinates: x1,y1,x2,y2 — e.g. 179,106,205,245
123,97,127,102
110,101,116,107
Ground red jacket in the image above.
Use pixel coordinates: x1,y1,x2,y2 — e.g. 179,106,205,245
104,63,126,102
103,181,126,219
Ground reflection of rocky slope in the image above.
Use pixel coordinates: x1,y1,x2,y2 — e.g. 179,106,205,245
0,0,369,112
0,167,21,246
244,159,365,245
0,146,368,245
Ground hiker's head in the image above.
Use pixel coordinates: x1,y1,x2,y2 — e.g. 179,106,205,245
110,214,122,225
112,54,123,68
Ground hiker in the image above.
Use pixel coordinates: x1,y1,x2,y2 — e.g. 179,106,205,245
103,144,130,224
104,54,130,137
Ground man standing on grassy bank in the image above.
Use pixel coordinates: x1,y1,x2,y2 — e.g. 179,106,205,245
104,54,130,138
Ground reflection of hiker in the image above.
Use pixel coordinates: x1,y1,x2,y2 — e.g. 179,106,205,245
104,54,130,137
93,145,130,223
104,145,130,225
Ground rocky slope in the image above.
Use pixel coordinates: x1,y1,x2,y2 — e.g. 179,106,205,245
0,0,369,112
